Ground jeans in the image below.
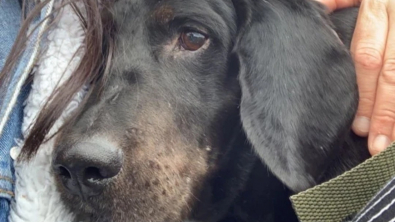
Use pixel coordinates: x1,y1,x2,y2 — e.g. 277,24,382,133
0,0,23,220
0,0,50,220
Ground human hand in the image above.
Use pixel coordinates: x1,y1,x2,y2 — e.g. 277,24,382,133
316,0,395,156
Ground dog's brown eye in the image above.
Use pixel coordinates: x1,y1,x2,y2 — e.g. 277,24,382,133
180,31,207,51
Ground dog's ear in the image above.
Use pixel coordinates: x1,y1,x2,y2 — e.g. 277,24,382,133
233,0,358,192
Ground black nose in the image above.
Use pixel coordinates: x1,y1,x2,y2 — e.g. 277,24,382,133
53,141,123,198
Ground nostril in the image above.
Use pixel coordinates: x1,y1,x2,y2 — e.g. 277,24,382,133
53,164,82,196
58,166,72,180
85,167,106,183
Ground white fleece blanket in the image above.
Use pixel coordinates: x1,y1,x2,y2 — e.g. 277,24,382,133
9,3,87,222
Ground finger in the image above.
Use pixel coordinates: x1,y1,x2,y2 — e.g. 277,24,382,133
351,0,389,137
369,0,395,155
315,0,361,12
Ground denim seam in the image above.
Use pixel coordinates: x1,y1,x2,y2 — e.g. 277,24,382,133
0,0,55,136
0,177,13,184
0,189,13,197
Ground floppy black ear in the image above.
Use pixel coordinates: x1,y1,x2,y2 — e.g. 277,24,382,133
234,0,359,192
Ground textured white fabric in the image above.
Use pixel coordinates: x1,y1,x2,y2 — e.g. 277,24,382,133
9,3,87,222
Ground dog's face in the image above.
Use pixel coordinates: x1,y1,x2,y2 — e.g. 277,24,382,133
53,1,242,221
52,0,366,221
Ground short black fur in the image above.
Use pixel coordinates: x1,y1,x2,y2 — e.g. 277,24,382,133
52,1,369,221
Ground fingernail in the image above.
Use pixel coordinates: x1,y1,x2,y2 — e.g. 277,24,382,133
352,116,370,136
373,135,391,153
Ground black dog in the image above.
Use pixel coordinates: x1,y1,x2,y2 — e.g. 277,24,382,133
51,0,370,221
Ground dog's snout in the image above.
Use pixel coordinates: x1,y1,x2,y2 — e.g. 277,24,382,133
53,141,123,197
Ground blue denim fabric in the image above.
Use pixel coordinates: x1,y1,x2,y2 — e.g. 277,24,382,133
0,0,53,220
0,0,39,130
0,0,23,220
0,85,29,222
0,0,21,68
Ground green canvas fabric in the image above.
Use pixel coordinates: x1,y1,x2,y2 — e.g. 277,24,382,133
290,143,395,222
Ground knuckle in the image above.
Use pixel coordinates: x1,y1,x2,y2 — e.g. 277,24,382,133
354,46,383,70
370,0,388,7
365,0,388,11
381,59,395,84
357,97,375,111
373,109,395,125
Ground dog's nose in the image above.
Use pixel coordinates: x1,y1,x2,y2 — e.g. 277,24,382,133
53,141,123,197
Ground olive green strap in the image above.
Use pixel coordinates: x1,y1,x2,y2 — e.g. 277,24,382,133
290,143,395,222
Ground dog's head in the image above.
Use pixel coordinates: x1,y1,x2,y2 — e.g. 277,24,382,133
52,0,361,221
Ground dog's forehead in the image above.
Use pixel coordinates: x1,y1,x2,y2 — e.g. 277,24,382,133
112,0,235,27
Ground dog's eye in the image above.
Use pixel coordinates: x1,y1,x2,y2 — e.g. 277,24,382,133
180,31,207,51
